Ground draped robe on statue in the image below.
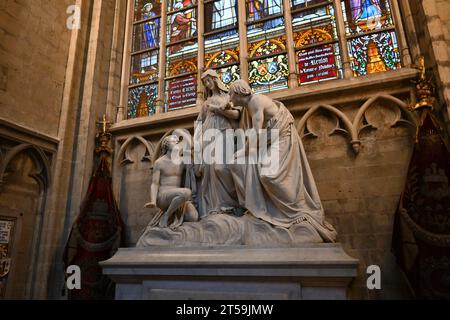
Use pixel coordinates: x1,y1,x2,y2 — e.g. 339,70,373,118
195,93,241,217
230,101,337,242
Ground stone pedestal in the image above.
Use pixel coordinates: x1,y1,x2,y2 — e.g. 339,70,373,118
101,244,358,300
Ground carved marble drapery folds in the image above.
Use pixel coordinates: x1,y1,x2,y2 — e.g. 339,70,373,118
137,78,338,246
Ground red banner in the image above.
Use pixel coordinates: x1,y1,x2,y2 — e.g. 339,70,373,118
63,157,125,300
168,75,197,110
298,44,337,84
392,111,450,299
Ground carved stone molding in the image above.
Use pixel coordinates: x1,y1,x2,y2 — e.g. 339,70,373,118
297,94,417,154
0,144,51,190
117,135,154,167
113,135,155,204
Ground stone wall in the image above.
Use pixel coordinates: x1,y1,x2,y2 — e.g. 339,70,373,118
0,0,73,299
301,102,415,299
42,0,125,299
0,0,126,299
0,0,73,136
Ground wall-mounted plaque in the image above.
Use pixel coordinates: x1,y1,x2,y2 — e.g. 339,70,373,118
0,217,16,298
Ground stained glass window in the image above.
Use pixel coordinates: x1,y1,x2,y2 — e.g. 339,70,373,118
167,0,197,12
341,0,400,76
132,20,160,51
165,75,198,111
125,0,407,120
128,84,158,118
342,0,394,35
292,3,342,85
130,51,159,85
167,55,198,76
165,54,198,111
205,45,241,87
291,0,330,10
127,0,161,119
248,54,289,92
134,0,162,22
247,1,287,93
166,5,198,50
348,30,400,76
205,0,238,33
246,0,283,23
297,44,342,84
164,0,199,110
204,1,240,88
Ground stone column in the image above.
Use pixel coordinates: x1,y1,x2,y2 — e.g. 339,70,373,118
283,0,298,88
419,0,450,129
390,0,412,67
398,0,420,63
238,0,249,82
156,1,168,113
37,0,114,299
197,0,205,104
117,0,134,121
334,0,353,79
107,0,127,122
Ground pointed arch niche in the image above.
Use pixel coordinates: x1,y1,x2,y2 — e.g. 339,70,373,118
0,144,51,299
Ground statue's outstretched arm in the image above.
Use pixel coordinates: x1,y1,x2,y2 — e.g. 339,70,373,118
145,164,160,208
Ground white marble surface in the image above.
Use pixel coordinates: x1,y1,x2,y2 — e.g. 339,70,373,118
101,244,358,300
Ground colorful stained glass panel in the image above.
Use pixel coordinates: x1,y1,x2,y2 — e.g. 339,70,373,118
247,17,285,36
130,51,159,85
167,8,197,44
165,75,197,111
166,54,197,77
248,37,286,58
205,0,238,33
348,31,401,77
249,54,289,92
168,0,197,12
291,0,329,10
132,20,160,51
204,29,239,49
246,0,283,23
291,5,337,41
134,0,161,22
216,65,241,87
293,25,335,49
342,0,394,35
128,84,158,119
205,49,239,68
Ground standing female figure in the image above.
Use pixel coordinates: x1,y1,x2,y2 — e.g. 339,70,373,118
195,69,241,217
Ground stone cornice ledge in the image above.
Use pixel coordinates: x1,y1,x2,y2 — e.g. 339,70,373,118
101,244,359,278
111,68,418,137
0,117,59,151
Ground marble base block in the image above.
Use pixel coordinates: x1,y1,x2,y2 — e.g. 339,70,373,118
101,244,358,300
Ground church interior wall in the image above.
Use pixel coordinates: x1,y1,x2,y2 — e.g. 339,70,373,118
0,0,74,137
0,0,449,300
0,153,42,299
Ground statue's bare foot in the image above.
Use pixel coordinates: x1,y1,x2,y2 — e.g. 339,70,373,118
159,215,169,228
